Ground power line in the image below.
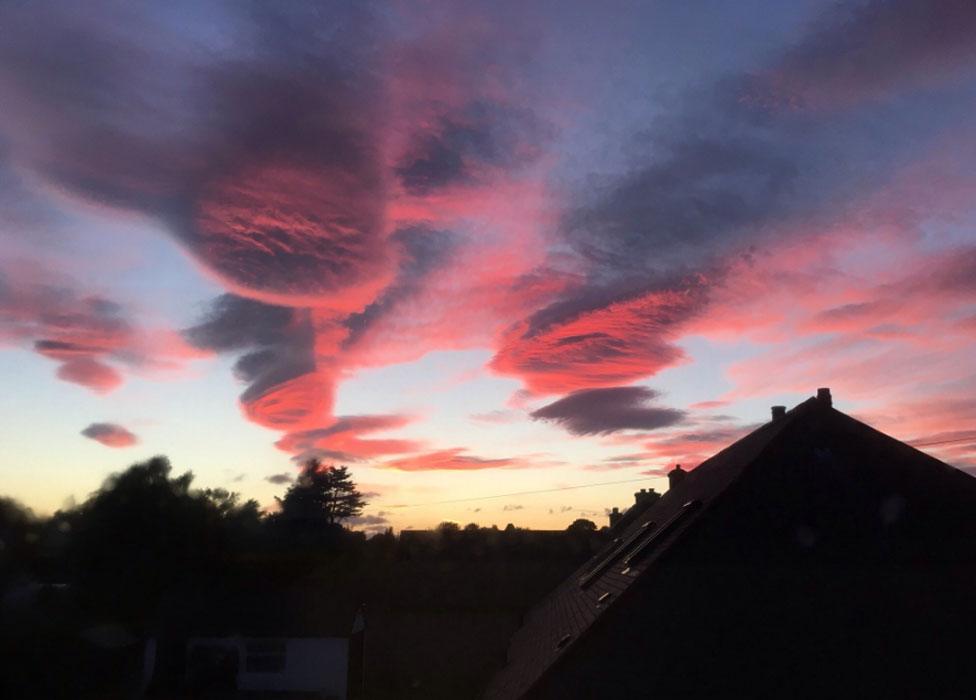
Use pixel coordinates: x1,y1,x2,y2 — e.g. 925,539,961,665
388,476,660,509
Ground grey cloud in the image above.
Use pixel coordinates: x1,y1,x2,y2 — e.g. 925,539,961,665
532,387,686,436
81,422,138,447
346,513,390,526
771,0,976,105
0,3,388,301
185,295,296,352
184,293,317,423
396,100,550,195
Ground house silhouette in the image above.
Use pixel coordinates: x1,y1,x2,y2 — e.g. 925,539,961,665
485,388,976,699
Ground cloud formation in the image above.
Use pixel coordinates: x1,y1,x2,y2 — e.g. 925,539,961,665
531,387,686,436
81,423,138,448
762,0,976,107
395,100,549,194
276,414,422,463
184,293,325,431
492,277,711,395
384,449,519,472
0,265,202,392
1,0,975,492
0,3,396,310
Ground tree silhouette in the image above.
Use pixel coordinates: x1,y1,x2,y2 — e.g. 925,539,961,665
66,456,262,624
0,497,39,578
276,460,366,527
567,518,597,533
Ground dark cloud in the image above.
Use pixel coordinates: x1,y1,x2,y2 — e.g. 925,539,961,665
603,454,653,464
531,386,686,436
81,422,138,448
346,512,390,534
566,136,799,277
346,514,389,526
396,100,549,194
564,1,976,284
769,0,976,106
265,473,293,485
184,293,320,429
184,294,297,352
0,3,390,305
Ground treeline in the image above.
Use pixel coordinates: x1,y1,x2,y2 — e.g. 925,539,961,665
1,456,606,698
2,456,606,611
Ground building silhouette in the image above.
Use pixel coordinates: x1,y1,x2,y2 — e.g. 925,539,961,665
485,388,976,699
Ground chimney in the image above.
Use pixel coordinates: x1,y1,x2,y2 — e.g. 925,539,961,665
634,488,661,507
668,464,687,491
816,387,832,407
609,507,622,528
771,405,786,421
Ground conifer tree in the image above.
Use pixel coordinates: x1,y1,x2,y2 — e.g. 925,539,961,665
276,459,366,526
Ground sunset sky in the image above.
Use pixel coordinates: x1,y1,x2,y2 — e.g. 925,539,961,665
1,0,974,532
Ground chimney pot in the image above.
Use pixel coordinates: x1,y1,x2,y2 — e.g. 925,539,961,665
668,464,687,491
816,387,832,406
771,405,786,421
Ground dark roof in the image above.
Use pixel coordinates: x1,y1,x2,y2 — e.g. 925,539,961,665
484,390,976,699
605,490,659,536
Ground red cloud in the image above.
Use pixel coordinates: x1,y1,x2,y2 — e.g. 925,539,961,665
491,278,710,395
276,414,423,461
242,371,336,432
194,162,395,311
81,422,138,448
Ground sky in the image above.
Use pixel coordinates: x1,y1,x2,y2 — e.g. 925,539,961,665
1,0,975,532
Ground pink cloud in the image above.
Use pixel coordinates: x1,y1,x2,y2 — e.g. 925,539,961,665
0,262,204,392
276,414,423,462
383,448,519,472
193,162,395,311
58,358,123,393
491,276,710,395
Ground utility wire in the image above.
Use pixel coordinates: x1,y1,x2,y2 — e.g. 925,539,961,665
388,476,660,509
